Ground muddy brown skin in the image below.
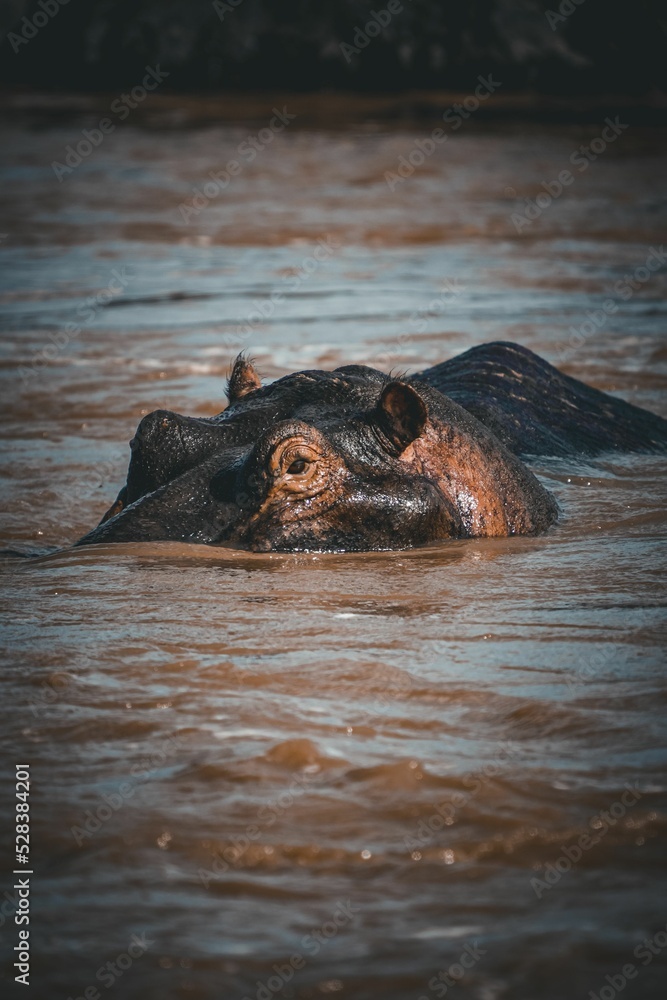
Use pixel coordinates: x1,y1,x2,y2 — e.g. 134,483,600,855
214,381,557,552
76,342,667,551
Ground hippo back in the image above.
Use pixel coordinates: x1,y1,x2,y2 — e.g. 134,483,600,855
413,341,667,457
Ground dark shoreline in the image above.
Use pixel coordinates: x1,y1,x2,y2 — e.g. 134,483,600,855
2,88,667,127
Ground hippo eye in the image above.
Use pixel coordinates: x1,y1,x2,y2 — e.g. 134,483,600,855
286,458,309,475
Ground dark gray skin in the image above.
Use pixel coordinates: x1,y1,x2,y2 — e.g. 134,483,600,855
76,342,667,551
419,342,667,457
210,381,558,552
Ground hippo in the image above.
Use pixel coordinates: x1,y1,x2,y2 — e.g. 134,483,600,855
76,342,667,552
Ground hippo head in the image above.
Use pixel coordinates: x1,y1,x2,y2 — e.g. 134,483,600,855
77,375,461,551
209,384,462,552
99,356,390,518
76,354,557,550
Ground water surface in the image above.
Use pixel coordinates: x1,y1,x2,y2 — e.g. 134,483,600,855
0,99,666,999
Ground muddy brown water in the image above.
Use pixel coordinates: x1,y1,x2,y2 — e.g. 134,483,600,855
0,97,666,999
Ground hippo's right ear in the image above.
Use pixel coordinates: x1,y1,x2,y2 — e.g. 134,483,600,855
227,354,262,404
374,382,428,454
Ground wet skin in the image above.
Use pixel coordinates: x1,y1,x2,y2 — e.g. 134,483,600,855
76,342,667,551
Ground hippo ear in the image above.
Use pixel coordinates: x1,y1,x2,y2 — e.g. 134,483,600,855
98,486,127,524
375,382,428,453
227,354,262,404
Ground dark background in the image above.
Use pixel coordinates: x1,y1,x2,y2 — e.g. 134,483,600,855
1,0,666,99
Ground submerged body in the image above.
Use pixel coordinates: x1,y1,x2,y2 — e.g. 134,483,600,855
76,342,667,552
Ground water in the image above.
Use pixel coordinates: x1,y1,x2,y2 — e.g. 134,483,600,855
1,98,666,999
